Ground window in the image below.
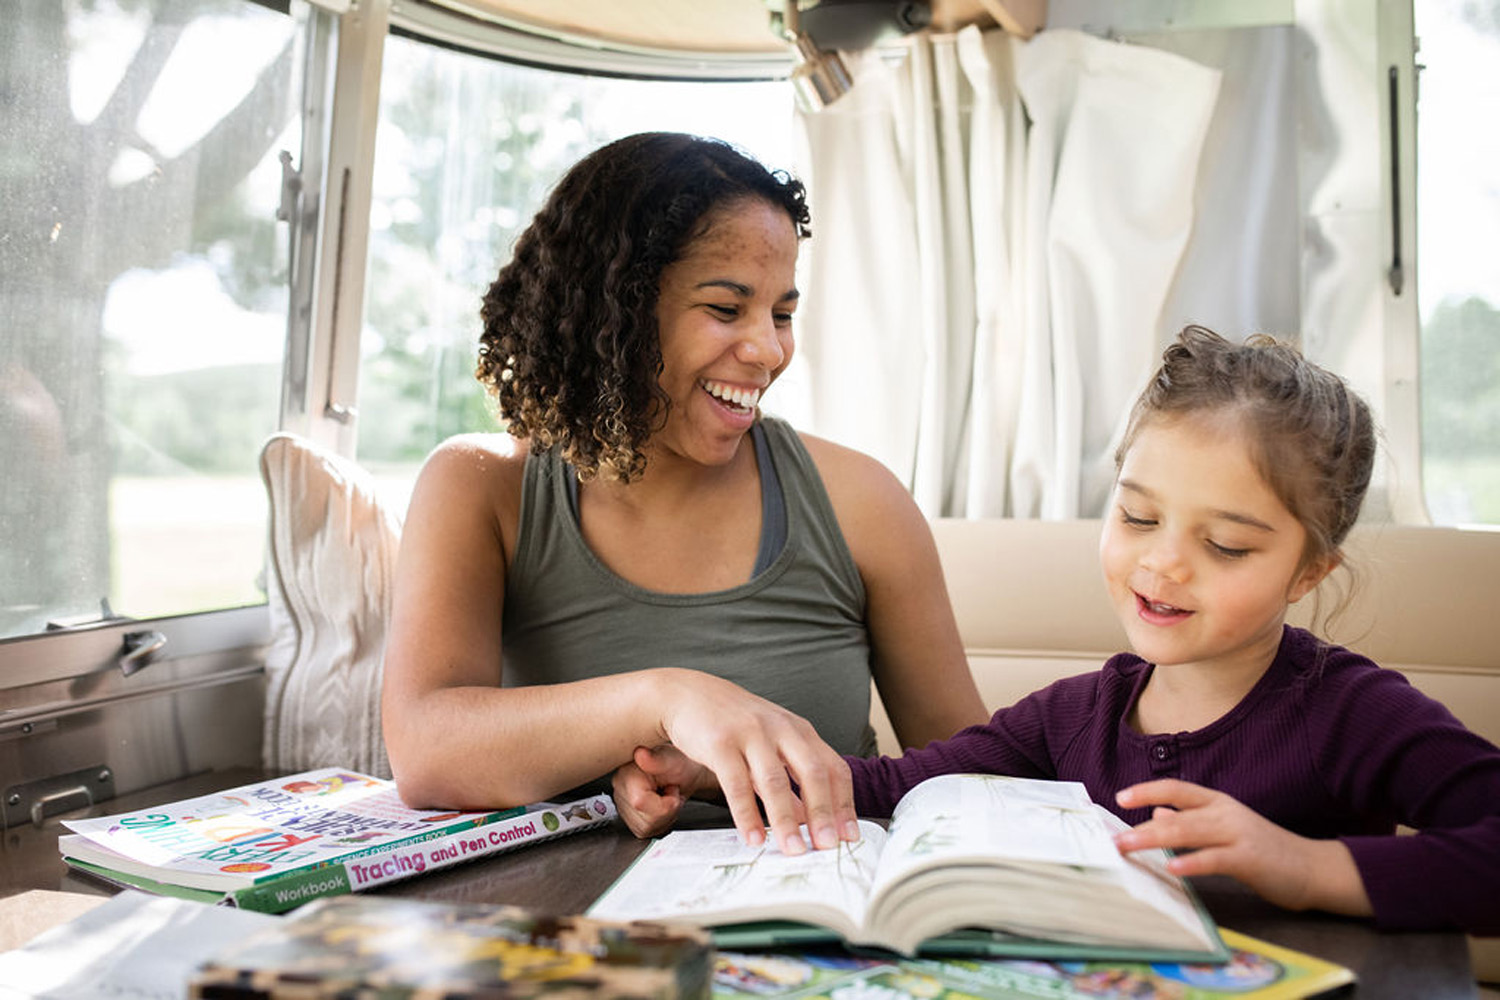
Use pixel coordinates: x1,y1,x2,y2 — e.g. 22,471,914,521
0,0,311,642
357,32,798,510
1417,0,1500,525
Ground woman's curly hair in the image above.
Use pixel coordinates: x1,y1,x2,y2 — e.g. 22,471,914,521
478,132,810,482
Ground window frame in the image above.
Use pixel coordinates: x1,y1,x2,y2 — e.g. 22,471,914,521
0,0,342,691
0,0,800,697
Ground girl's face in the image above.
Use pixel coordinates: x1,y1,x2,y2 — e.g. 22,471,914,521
1098,414,1330,677
651,197,798,469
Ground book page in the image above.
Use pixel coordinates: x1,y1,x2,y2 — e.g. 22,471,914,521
588,821,889,936
875,774,1124,894
866,775,1218,955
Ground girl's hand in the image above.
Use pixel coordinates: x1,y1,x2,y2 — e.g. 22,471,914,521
613,745,709,839
1113,779,1373,917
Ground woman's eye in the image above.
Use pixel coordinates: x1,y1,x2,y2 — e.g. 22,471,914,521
707,304,739,319
774,311,794,326
1208,541,1251,559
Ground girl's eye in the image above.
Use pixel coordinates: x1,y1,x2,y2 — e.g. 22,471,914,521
1120,510,1155,528
1208,541,1251,559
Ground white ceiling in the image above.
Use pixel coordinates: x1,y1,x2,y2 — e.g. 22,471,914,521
437,0,1042,54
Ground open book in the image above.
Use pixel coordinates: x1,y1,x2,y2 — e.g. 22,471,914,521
59,767,615,912
589,773,1228,962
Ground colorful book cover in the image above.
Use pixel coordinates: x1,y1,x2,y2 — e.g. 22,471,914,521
709,928,1354,1000
188,895,715,999
59,767,525,892
63,791,617,913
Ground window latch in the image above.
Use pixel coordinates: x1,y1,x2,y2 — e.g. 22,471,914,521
277,149,303,225
119,630,168,677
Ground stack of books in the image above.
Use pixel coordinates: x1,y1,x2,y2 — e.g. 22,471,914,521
57,766,615,913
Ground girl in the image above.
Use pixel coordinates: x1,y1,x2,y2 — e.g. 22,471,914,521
618,326,1500,934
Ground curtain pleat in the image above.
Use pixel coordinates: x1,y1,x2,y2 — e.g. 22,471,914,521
796,27,1221,518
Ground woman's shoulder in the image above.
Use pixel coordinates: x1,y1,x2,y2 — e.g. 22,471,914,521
783,424,915,514
782,423,884,473
409,433,532,526
780,425,934,566
421,432,530,479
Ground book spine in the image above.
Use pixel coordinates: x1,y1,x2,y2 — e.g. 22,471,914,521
226,794,617,914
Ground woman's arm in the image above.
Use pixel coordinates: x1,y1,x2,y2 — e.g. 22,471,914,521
801,434,989,749
382,437,668,806
380,437,856,854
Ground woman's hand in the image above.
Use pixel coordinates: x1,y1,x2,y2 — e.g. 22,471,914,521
613,745,709,839
652,669,859,856
1114,779,1373,917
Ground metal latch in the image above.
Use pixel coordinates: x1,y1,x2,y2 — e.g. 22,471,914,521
2,766,117,829
119,629,167,677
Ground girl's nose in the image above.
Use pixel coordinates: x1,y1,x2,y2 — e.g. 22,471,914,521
1141,534,1191,582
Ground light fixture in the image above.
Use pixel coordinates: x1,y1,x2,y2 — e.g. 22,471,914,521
782,0,854,111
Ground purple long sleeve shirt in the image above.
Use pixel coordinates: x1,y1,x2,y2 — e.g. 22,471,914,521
848,626,1500,935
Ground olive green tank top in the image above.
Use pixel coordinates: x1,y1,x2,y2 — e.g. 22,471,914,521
503,417,877,771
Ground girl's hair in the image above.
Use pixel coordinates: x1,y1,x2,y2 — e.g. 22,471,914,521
1116,325,1376,580
477,132,810,482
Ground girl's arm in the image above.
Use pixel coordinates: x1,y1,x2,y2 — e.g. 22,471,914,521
1312,662,1500,934
1119,660,1500,934
1113,780,1373,915
380,437,856,856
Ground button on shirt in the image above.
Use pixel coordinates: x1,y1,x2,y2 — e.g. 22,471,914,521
1148,736,1178,775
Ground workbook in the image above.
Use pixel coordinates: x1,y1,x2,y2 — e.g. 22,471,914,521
58,767,615,912
589,773,1228,963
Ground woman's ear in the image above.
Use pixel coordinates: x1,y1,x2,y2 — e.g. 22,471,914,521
1288,552,1340,603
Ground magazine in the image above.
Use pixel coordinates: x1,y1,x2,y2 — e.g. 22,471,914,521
710,928,1355,1000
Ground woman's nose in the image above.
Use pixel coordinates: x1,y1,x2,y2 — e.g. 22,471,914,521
736,314,786,370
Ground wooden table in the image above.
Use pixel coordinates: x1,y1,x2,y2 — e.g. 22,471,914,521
0,769,1479,999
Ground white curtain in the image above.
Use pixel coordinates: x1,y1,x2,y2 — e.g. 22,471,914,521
795,27,1221,518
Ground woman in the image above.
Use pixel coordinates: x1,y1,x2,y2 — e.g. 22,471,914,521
381,132,986,857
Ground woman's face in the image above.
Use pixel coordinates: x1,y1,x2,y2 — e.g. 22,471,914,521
651,197,799,469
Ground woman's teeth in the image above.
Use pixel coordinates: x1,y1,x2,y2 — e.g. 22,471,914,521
703,381,760,410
